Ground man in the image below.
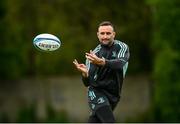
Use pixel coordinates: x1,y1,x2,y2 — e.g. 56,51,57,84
73,21,130,123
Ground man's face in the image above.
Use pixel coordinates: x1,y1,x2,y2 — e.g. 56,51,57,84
97,25,115,46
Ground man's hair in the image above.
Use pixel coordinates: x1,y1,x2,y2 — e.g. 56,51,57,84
98,21,115,31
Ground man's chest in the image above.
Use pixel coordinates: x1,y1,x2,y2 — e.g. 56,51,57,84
97,47,118,59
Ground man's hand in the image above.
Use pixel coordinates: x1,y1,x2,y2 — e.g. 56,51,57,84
85,50,105,66
73,59,88,77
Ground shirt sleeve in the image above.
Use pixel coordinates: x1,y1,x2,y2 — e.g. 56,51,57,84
82,76,89,87
104,43,130,70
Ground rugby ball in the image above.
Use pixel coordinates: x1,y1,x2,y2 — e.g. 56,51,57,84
33,33,61,52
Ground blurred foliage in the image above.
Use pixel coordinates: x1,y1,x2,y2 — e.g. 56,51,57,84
124,0,180,122
0,103,69,122
0,0,152,79
16,103,36,122
147,0,180,122
45,104,68,123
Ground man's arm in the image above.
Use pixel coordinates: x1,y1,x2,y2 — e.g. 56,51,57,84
105,47,130,70
85,45,130,70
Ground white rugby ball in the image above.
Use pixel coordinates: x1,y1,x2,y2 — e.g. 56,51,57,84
33,33,61,52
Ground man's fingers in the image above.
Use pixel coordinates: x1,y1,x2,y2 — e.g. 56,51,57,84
73,59,80,70
90,50,93,54
73,59,79,65
86,55,95,61
86,51,101,65
86,53,96,59
73,60,76,65
74,59,78,64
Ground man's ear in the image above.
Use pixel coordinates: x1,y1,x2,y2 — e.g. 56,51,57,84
113,32,116,38
97,32,99,37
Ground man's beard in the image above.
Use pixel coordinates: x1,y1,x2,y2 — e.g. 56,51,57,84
100,40,113,47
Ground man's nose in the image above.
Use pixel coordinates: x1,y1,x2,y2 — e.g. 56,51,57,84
103,34,108,38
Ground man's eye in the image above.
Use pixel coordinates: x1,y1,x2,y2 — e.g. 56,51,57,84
100,32,111,35
100,32,105,35
106,32,111,35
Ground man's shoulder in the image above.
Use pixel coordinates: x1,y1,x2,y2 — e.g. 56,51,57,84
114,40,128,45
114,40,129,48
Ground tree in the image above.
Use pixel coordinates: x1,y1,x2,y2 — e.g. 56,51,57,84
0,0,152,79
149,0,180,122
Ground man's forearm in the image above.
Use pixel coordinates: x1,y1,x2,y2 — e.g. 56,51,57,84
105,58,128,70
